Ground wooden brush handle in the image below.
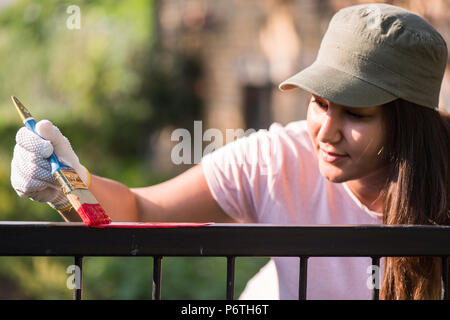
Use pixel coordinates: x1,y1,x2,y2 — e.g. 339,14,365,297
57,207,82,222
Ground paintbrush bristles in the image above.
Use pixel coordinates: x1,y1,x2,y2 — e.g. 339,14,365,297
66,190,112,226
78,203,111,226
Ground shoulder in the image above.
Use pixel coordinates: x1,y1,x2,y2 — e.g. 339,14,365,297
240,120,316,177
202,120,315,175
243,120,315,163
248,120,312,146
274,120,312,144
265,120,315,158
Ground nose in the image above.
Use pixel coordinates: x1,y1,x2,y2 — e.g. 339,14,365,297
317,109,342,145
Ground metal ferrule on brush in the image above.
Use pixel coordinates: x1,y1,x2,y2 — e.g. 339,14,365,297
53,170,75,194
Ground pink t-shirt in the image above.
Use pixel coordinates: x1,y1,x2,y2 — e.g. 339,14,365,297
201,120,385,300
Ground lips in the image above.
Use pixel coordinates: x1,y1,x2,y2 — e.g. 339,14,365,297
320,149,348,163
321,149,347,156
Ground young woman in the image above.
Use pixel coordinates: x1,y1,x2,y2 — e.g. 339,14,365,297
11,4,449,299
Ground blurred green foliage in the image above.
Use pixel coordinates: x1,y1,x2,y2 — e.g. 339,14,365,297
0,0,265,299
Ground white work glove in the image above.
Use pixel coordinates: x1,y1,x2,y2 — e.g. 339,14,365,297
10,120,89,211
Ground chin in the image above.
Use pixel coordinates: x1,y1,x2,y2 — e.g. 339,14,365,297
323,175,347,183
319,165,349,183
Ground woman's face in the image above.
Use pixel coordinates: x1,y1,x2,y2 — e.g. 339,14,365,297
307,94,388,183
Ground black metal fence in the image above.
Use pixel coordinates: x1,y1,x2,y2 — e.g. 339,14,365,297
0,222,449,300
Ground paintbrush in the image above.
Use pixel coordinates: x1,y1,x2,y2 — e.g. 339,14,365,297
12,96,112,226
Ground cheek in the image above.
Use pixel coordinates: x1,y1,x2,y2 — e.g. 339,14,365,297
348,128,363,149
345,125,384,161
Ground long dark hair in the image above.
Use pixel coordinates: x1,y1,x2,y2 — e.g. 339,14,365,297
379,99,450,299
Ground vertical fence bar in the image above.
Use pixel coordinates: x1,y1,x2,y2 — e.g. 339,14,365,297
443,256,449,300
298,256,308,300
371,257,380,300
153,256,162,300
74,256,83,300
226,256,236,300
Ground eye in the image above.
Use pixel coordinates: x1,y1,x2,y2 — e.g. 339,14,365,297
346,111,364,119
312,98,327,109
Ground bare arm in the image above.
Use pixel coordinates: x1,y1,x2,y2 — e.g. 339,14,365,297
86,163,235,223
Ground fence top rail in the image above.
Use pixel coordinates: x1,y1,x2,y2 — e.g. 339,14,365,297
0,221,449,257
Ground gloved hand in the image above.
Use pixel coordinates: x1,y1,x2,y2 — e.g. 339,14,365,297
10,120,90,211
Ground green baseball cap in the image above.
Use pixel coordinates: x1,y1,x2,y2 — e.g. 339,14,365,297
279,3,448,109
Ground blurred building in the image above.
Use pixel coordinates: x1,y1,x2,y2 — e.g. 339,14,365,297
150,0,450,173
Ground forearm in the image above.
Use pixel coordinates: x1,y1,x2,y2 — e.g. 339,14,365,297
87,174,139,222
130,186,234,223
130,164,236,223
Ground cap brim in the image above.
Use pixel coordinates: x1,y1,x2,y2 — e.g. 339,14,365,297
279,61,397,107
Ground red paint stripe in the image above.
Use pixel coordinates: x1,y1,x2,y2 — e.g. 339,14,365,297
77,203,112,226
93,222,214,228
